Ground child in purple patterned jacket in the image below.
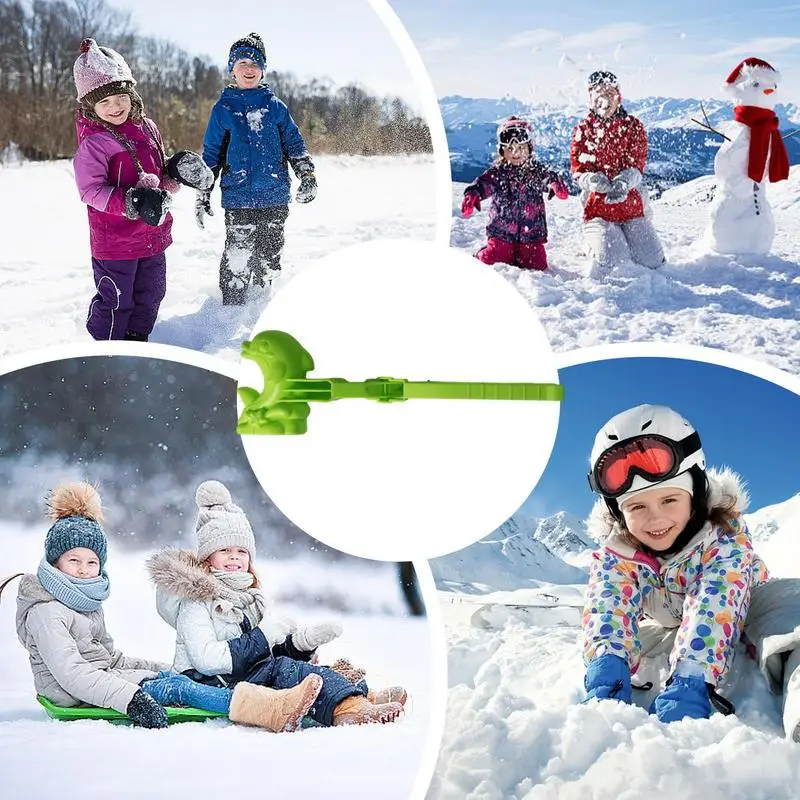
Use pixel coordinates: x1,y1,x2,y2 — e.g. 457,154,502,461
581,404,800,741
461,117,567,271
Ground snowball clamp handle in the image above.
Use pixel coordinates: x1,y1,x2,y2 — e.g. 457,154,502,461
237,330,563,435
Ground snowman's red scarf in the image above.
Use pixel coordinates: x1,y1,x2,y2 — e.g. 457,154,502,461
733,105,790,183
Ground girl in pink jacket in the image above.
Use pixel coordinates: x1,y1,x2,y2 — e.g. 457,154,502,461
72,39,211,342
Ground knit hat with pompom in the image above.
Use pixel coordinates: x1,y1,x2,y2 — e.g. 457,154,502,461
44,482,108,568
195,481,256,562
73,38,136,106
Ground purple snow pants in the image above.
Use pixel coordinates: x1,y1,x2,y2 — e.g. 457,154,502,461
86,253,167,341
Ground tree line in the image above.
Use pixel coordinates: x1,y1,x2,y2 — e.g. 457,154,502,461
0,0,432,161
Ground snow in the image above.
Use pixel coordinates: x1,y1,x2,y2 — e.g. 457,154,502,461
451,165,800,373
0,154,436,361
0,523,436,799
427,497,800,799
246,109,267,132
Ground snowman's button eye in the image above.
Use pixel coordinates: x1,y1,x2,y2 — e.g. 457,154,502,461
753,81,760,87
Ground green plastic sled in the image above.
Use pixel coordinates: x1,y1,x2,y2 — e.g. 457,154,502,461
36,695,226,725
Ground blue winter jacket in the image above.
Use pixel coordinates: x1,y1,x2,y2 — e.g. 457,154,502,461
202,84,309,209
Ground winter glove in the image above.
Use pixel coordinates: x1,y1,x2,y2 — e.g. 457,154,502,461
165,150,215,191
548,181,569,200
649,674,712,723
126,689,169,729
605,169,642,205
296,172,318,204
292,622,344,653
461,189,481,217
258,615,298,648
125,187,171,227
583,652,632,704
194,189,213,229
583,172,612,194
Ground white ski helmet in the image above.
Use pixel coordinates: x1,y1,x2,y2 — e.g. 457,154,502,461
589,404,707,515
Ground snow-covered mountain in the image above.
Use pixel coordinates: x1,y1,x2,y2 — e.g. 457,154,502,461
442,93,800,185
431,510,595,593
433,490,800,594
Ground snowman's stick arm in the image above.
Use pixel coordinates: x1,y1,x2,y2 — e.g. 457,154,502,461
691,102,731,142
782,128,800,141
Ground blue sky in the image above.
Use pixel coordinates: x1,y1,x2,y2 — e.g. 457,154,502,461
516,356,800,521
110,0,420,103
391,0,800,105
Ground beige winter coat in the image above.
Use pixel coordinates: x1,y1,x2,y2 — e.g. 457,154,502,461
15,574,168,713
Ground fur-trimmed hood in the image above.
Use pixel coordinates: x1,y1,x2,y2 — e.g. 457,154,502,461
586,466,750,545
146,548,267,629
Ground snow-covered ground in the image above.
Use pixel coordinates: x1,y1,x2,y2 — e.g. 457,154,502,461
0,154,437,361
0,524,436,800
427,495,800,799
451,166,800,374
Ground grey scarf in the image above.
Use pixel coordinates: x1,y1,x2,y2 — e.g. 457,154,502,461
37,558,110,612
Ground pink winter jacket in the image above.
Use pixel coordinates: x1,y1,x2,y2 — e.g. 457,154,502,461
73,114,173,260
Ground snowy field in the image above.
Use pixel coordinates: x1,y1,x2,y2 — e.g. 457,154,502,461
0,524,437,800
0,154,437,361
427,499,800,799
451,167,800,374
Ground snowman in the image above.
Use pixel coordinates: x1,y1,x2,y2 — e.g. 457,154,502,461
705,57,790,255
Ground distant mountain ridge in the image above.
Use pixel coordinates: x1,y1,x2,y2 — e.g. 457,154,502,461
431,491,800,593
442,93,800,187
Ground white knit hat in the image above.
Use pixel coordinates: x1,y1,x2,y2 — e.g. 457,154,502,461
194,480,256,561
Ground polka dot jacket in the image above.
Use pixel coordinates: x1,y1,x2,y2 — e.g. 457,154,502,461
582,514,770,686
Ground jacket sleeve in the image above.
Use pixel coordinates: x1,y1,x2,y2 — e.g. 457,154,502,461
670,521,755,685
25,605,139,714
175,601,270,679
98,612,170,673
73,136,127,216
277,101,309,160
202,102,228,174
570,122,592,174
626,119,648,173
468,166,498,200
582,549,643,668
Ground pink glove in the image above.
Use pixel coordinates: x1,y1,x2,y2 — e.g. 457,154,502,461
548,181,568,200
461,190,481,217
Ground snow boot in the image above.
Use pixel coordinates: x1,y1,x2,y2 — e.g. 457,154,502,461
332,695,404,726
253,265,281,288
228,675,323,732
783,647,800,743
368,686,408,707
123,330,149,342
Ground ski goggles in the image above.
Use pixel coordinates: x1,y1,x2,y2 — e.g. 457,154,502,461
588,432,702,498
498,128,532,146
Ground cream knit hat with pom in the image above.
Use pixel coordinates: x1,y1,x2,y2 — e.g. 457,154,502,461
195,480,256,561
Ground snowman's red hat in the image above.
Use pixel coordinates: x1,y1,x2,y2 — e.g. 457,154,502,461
724,57,781,90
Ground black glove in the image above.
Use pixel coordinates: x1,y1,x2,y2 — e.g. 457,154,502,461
126,689,168,729
296,172,317,204
126,187,170,227
166,150,215,191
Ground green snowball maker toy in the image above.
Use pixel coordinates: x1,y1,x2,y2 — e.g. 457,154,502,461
237,330,564,435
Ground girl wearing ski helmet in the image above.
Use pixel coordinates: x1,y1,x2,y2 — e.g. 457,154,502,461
583,405,776,724
461,116,568,271
147,480,408,727
570,70,664,269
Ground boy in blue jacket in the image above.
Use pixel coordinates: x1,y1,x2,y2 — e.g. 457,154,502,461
197,33,317,304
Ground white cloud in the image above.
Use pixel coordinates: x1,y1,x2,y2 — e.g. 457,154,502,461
503,28,562,49
418,35,461,53
707,36,800,60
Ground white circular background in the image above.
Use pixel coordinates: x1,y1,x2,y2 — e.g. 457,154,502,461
238,240,560,561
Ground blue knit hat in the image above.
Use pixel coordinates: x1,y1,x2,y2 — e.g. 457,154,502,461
44,483,108,568
228,33,266,73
